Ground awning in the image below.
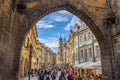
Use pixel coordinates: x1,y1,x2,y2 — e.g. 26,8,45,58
77,61,94,69
93,61,101,67
73,61,102,69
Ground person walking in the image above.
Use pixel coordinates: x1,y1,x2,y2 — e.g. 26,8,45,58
78,73,82,80
74,72,79,80
67,68,74,80
51,70,57,80
39,70,45,80
45,72,51,80
59,71,66,80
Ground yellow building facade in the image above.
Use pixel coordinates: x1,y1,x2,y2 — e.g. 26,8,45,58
19,25,38,77
36,41,56,68
36,40,42,69
63,30,74,66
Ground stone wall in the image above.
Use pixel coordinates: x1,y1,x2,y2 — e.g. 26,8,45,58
0,0,24,79
113,33,120,79
0,0,17,80
0,0,120,80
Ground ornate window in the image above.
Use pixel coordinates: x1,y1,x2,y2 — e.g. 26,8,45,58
84,49,87,58
96,46,99,57
88,31,91,40
89,48,92,57
84,33,86,41
81,50,83,58
83,23,86,28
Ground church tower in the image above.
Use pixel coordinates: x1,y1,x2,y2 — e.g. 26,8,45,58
57,34,64,65
58,34,63,56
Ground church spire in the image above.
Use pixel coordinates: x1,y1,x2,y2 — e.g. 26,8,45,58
63,37,66,46
59,33,62,41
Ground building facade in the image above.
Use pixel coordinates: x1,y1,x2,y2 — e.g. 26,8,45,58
63,20,101,67
19,25,38,77
57,35,64,65
37,41,56,68
19,26,56,77
36,40,42,69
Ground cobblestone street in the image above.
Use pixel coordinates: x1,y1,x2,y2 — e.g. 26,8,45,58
19,76,38,80
19,71,61,80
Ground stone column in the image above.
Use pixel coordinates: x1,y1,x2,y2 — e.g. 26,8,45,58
0,0,21,79
112,18,120,79
113,35,120,79
99,24,116,80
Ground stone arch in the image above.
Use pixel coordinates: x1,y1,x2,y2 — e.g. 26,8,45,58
23,3,104,44
16,2,116,80
18,2,111,79
0,0,118,80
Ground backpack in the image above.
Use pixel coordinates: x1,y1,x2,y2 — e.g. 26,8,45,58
52,72,56,79
46,75,50,80
59,77,66,80
67,75,74,80
52,76,56,79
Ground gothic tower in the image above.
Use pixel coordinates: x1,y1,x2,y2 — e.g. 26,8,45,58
57,34,64,65
58,34,63,56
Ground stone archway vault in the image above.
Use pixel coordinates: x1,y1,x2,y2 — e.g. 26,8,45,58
0,0,120,80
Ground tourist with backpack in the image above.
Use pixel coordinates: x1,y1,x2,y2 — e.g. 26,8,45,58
39,70,45,80
45,72,51,80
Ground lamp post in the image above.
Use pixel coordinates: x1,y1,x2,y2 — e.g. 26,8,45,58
28,43,33,80
92,34,95,62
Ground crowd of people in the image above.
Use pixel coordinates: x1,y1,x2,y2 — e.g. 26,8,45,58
36,66,104,80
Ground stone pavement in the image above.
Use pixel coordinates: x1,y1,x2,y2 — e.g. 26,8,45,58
19,76,38,80
19,71,61,80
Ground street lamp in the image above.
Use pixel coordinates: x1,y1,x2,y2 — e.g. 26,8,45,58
26,43,33,80
92,34,96,62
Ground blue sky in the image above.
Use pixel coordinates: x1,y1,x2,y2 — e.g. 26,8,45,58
36,10,81,53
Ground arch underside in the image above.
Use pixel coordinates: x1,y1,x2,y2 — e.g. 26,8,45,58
17,1,115,80
23,3,105,44
0,0,118,80
0,0,119,80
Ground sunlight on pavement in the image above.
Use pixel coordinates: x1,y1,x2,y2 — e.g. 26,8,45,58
19,76,38,80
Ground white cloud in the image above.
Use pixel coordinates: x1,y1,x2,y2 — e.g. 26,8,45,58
58,10,71,15
49,13,69,22
54,16,69,22
36,20,54,28
65,24,72,31
38,37,59,50
65,16,81,31
45,41,59,48
51,32,64,38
